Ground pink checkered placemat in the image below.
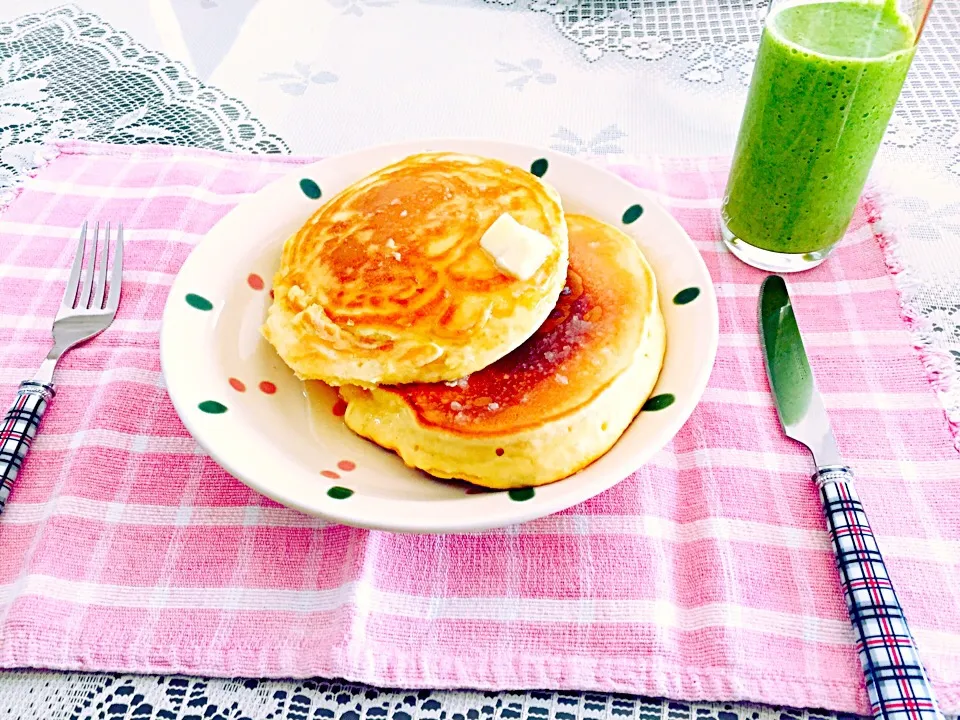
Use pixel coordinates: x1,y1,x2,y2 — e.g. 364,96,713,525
0,141,958,715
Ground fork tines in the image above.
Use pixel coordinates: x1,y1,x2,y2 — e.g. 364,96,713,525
62,221,124,313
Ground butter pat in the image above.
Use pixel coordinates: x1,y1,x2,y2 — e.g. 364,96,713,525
479,213,553,281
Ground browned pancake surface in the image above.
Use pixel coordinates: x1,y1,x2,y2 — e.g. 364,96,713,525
378,214,653,434
280,153,563,345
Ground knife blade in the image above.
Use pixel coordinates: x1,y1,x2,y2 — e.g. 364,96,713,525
758,275,943,720
758,274,842,467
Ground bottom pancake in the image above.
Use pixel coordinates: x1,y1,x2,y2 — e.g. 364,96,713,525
339,213,666,489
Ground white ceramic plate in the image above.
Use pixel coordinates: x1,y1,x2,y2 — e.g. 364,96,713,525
160,139,718,533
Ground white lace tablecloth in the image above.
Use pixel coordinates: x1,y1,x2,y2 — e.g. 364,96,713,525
0,2,958,719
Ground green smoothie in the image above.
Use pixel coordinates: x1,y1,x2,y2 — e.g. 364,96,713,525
722,0,916,255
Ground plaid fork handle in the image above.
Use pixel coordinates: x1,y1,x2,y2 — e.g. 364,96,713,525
816,467,943,720
0,382,54,512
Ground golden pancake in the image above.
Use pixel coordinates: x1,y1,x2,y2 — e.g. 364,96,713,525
263,152,568,386
339,214,666,488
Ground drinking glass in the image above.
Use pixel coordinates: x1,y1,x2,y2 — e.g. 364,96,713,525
721,0,933,272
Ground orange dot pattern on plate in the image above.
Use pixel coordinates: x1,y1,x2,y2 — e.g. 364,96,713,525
319,459,356,482
247,273,265,291
332,399,347,417
259,381,277,394
229,378,246,392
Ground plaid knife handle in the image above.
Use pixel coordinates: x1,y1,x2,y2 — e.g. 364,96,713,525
0,381,54,513
815,466,943,720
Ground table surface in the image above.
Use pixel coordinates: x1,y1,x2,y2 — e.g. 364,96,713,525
0,1,959,719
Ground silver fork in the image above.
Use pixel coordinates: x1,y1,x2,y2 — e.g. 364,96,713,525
0,221,123,513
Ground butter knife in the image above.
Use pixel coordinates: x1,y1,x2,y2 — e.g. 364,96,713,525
758,275,943,720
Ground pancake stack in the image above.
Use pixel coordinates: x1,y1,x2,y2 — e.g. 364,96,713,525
264,152,666,489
